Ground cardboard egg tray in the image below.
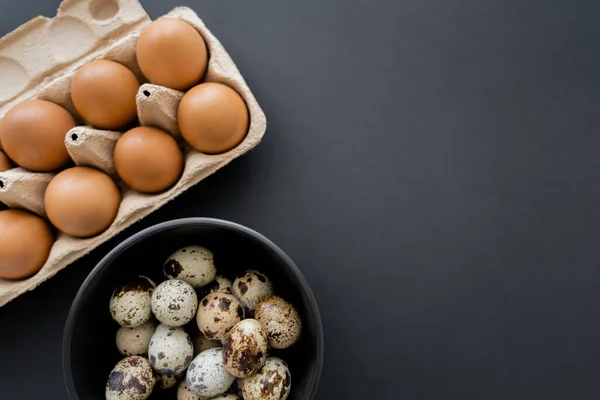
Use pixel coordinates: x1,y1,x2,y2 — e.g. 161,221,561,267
0,0,267,307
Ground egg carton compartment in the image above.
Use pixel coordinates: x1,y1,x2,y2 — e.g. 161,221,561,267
0,0,149,118
0,2,267,307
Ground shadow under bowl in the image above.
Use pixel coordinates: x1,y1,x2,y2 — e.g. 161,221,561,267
63,218,323,399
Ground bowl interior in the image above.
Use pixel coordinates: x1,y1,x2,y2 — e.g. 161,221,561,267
64,219,322,400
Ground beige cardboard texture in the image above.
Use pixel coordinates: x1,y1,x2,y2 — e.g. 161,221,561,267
137,83,184,137
66,126,121,177
0,168,55,217
0,0,267,307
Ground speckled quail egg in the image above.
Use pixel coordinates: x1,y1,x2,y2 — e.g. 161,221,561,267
197,293,244,341
155,372,179,390
177,380,201,400
186,347,235,398
199,275,233,298
223,319,268,378
110,276,156,327
151,279,198,326
164,245,216,288
255,295,302,349
178,380,239,400
193,332,220,356
106,356,155,400
116,319,158,356
242,357,291,400
148,324,194,376
232,270,273,312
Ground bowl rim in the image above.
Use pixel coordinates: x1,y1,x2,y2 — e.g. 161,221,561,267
62,217,324,400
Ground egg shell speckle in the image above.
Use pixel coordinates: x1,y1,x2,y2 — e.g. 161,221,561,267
116,319,158,356
199,275,233,298
222,319,268,378
148,324,194,376
110,276,156,327
193,332,220,356
186,347,235,398
155,372,179,390
255,295,302,349
232,270,273,312
106,356,155,400
177,380,238,400
151,279,198,326
242,357,291,400
164,245,216,288
197,293,244,341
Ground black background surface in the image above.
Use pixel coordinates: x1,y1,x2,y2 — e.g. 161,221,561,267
2,0,600,399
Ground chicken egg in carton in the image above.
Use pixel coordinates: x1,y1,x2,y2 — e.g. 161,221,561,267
0,0,267,307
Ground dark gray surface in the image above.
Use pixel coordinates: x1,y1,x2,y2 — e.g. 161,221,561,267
1,0,600,399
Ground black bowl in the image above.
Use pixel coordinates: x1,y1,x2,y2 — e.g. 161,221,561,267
63,218,323,399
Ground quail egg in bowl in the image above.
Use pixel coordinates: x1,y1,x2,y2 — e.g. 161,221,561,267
63,218,323,400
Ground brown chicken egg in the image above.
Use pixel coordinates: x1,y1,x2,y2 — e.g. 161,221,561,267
136,18,208,91
178,83,249,154
0,209,54,280
71,60,140,130
0,99,75,172
0,151,11,171
44,166,120,237
114,126,183,193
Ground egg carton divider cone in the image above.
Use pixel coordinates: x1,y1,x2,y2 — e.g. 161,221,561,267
0,0,267,307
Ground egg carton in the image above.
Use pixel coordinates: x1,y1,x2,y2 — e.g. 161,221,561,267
0,0,267,307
